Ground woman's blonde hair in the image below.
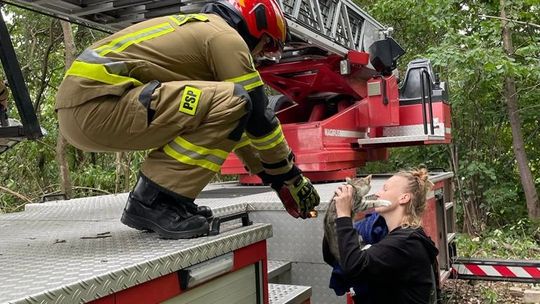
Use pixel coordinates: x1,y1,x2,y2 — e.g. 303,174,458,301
395,167,434,228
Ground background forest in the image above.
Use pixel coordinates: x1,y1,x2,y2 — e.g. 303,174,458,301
0,0,539,265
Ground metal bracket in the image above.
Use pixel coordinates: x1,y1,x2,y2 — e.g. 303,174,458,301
0,8,43,140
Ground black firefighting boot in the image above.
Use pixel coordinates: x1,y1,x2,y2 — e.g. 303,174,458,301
196,206,214,223
121,174,209,239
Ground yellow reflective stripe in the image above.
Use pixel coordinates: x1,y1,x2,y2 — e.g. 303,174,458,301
163,136,229,172
96,23,174,56
173,137,228,159
225,71,264,91
249,125,286,150
169,14,209,26
233,134,251,151
65,60,143,86
163,145,221,172
244,80,265,91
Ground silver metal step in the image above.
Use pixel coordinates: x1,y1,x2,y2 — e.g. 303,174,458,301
268,260,292,284
269,283,312,304
358,134,446,146
0,118,24,154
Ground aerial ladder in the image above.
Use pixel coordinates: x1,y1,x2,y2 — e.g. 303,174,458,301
1,1,534,304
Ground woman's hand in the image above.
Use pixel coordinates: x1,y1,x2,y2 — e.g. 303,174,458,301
334,184,354,218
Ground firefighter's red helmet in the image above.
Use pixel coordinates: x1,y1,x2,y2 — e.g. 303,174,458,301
227,0,287,52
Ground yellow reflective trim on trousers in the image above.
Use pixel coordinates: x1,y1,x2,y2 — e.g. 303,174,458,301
249,125,286,150
163,145,221,172
65,61,143,86
173,137,229,159
225,71,264,91
233,135,251,151
95,23,174,56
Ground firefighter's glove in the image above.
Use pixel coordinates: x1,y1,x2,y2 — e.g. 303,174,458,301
273,175,320,219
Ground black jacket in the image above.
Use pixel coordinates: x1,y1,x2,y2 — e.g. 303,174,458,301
324,217,439,304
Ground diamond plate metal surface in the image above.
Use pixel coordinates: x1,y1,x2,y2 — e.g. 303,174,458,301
267,260,291,279
2,174,451,304
268,283,312,304
0,190,271,304
290,262,343,304
383,122,446,137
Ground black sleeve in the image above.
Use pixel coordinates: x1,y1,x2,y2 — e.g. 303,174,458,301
322,236,337,267
246,85,279,137
335,217,416,281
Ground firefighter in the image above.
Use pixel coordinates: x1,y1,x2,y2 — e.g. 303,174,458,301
55,0,320,239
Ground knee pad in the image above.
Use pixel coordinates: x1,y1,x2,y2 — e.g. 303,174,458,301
233,84,252,115
227,84,252,141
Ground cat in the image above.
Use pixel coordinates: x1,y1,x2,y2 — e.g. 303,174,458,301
323,175,392,263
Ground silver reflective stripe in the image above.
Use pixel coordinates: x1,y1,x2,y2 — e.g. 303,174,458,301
78,49,130,76
79,49,112,64
168,140,225,166
96,23,173,55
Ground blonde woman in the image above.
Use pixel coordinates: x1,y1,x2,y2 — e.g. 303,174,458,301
330,168,439,304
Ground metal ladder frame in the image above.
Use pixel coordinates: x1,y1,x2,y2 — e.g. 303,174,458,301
1,0,386,56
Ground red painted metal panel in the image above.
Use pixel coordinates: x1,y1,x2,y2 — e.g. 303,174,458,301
88,295,115,304
421,197,439,251
366,76,400,127
115,273,181,304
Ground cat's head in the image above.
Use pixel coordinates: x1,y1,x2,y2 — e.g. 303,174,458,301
346,175,372,212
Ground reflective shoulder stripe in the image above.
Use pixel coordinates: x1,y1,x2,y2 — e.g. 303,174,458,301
163,136,229,172
248,125,286,151
225,71,264,91
169,14,209,26
65,60,143,87
95,22,174,56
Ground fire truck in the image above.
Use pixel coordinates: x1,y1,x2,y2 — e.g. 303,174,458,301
0,1,538,303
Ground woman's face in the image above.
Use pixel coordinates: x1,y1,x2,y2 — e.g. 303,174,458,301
374,175,408,213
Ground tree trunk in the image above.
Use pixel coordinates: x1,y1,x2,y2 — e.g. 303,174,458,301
55,21,76,199
500,0,540,220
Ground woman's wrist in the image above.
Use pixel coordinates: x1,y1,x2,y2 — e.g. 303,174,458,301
336,210,350,218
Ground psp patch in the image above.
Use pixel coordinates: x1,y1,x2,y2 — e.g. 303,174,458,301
179,86,201,116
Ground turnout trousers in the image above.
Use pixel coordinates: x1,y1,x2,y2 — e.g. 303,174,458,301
57,80,249,199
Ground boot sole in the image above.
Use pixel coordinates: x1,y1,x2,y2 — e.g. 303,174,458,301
121,212,209,239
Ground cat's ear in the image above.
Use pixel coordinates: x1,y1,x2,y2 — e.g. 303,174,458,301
366,175,372,182
345,177,352,183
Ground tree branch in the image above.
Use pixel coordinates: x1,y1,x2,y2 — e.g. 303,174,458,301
0,186,33,203
479,14,540,29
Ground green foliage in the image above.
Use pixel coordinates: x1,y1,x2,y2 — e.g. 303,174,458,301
456,220,540,259
357,0,540,234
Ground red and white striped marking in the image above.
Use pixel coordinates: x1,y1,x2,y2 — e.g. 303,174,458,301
454,263,540,280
